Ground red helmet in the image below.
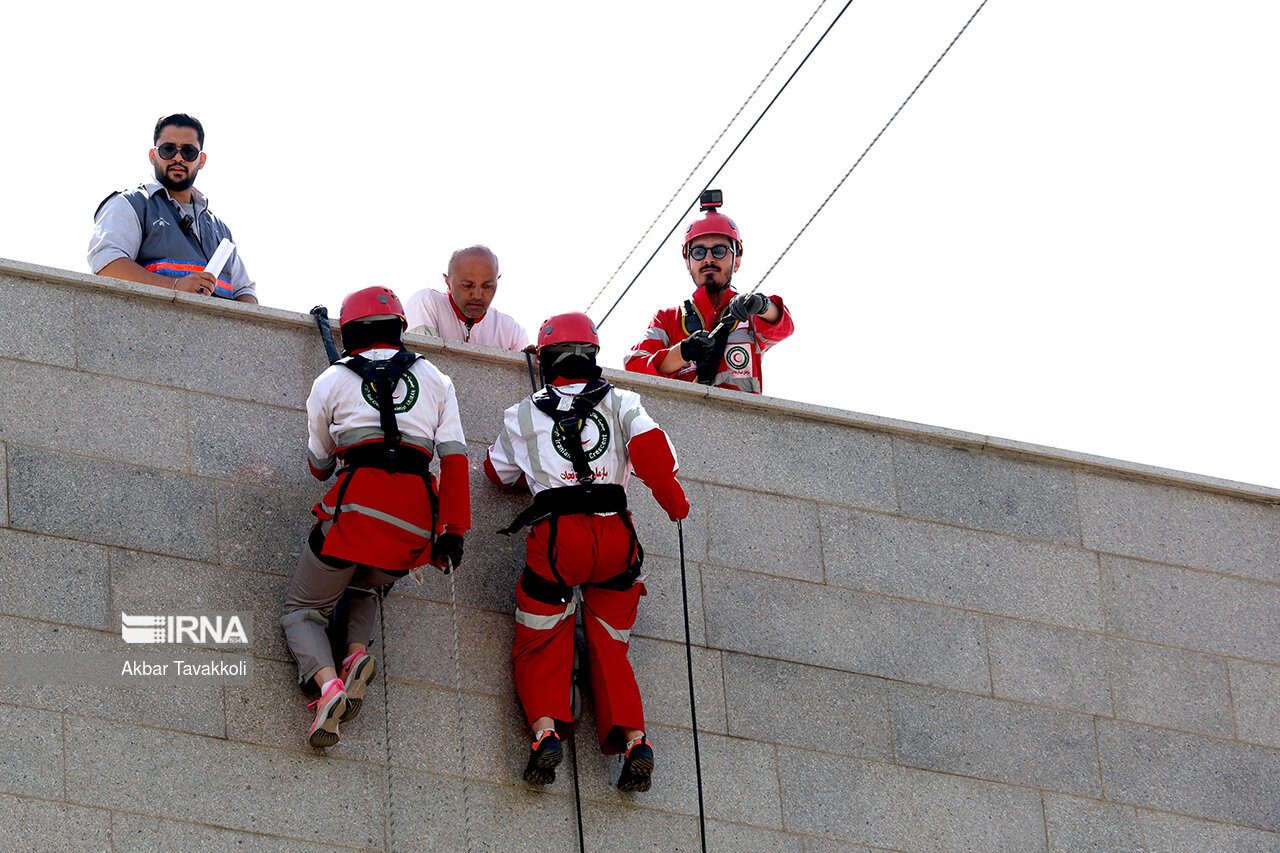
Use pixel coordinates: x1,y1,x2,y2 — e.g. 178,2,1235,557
537,312,599,352
682,210,743,258
339,286,406,330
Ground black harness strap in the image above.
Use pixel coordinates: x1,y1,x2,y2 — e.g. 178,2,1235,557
341,348,422,458
328,348,439,543
520,565,573,605
682,300,733,385
500,380,642,586
681,300,704,334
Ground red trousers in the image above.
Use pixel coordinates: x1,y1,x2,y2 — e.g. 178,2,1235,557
512,513,646,753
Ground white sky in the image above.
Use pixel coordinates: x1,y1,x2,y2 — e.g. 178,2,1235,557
3,1,1277,489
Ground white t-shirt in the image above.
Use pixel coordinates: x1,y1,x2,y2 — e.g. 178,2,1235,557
487,382,671,495
403,288,528,351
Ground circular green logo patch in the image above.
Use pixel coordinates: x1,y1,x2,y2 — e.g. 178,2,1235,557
361,372,420,413
725,344,751,371
551,410,611,462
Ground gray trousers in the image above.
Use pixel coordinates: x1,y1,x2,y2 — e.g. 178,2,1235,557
280,541,402,688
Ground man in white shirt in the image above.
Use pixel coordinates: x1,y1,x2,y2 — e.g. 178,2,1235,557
403,245,528,349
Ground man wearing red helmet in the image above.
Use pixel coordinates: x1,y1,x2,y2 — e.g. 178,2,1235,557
624,191,793,393
485,312,690,792
281,286,471,748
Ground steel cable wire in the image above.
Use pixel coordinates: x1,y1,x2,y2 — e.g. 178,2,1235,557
583,0,830,315
748,0,992,295
595,0,858,328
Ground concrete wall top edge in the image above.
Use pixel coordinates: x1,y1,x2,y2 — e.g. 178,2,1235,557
5,257,1276,505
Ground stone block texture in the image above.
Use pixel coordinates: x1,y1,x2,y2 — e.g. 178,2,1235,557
3,262,1278,852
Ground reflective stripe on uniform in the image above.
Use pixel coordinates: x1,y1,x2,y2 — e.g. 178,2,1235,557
618,391,642,438
593,613,630,644
307,447,336,472
517,399,554,489
496,427,520,481
436,440,466,457
317,500,435,538
641,328,670,345
713,371,760,392
515,597,578,631
337,427,436,457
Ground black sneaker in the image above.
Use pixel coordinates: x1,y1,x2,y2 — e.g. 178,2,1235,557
616,736,653,792
523,729,563,785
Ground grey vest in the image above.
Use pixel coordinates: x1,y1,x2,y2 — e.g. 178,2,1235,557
95,185,238,297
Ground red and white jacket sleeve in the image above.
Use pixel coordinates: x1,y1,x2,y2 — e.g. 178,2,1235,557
622,394,690,521
305,368,340,480
484,403,529,490
753,294,795,352
433,374,471,535
623,307,682,377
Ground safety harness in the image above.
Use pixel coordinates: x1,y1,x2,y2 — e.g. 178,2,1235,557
681,299,735,385
499,379,644,604
326,348,440,571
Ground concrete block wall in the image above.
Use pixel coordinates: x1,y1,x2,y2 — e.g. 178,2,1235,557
1,259,1278,852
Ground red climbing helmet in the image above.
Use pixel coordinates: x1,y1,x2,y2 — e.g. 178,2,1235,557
682,189,743,257
537,312,600,352
339,286,407,330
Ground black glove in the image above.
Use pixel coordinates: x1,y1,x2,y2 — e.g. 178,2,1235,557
679,330,716,363
726,292,771,324
431,533,464,573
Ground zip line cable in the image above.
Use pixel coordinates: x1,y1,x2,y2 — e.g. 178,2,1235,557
748,0,992,296
594,0,858,329
582,0,830,316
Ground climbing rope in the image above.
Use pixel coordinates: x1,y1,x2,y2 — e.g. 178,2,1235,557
677,520,707,852
446,564,476,852
377,591,398,853
583,0,831,316
748,0,993,295
594,0,858,328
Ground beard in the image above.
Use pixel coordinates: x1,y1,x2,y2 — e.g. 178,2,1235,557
155,164,196,193
700,268,732,297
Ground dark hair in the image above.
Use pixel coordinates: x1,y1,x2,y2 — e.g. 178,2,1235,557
154,113,205,146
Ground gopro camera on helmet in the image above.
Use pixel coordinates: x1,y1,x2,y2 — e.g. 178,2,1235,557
699,189,723,212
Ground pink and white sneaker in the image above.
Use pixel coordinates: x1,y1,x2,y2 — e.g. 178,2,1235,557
337,650,376,723
307,678,347,748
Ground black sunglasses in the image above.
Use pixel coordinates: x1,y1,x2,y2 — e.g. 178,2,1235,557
688,244,732,261
155,143,202,162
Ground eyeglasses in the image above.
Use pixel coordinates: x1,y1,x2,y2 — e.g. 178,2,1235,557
154,143,202,162
688,244,732,261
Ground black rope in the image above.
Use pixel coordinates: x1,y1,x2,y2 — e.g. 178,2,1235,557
677,520,707,852
569,723,586,853
751,0,992,294
570,614,586,853
523,349,540,393
594,0,857,329
583,0,831,315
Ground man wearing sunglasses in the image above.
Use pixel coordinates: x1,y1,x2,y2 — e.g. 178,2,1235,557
87,113,258,303
623,191,792,393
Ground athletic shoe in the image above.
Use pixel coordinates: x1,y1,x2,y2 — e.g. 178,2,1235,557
307,679,347,748
616,735,653,792
523,728,563,785
338,650,376,723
